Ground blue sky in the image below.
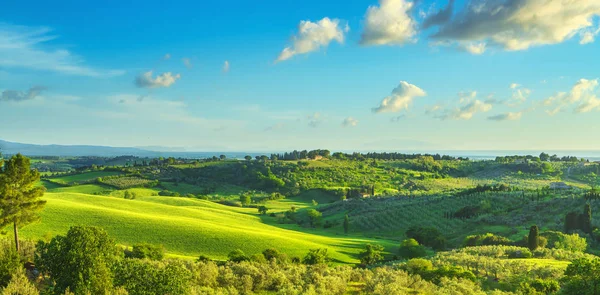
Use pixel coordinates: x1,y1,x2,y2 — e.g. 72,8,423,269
1,0,600,151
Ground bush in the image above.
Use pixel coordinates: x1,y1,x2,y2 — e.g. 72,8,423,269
114,258,191,295
399,239,427,259
303,248,330,265
406,226,446,250
228,249,249,263
1,268,38,295
127,243,164,261
507,248,533,259
0,240,20,287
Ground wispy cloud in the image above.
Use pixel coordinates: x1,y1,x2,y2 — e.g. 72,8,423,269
0,23,124,77
0,86,46,102
487,112,523,121
543,78,600,114
436,99,493,120
342,117,358,127
276,17,348,62
135,71,181,88
307,112,323,128
223,60,230,73
182,58,192,69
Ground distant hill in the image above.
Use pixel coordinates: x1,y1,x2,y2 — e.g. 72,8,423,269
0,139,158,157
0,139,264,159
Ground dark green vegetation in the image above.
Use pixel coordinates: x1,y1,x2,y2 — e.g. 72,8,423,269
1,151,599,293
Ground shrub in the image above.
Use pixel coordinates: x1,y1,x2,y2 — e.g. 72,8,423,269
228,249,249,263
128,243,164,261
114,258,191,295
1,268,38,295
0,240,20,287
399,239,427,259
303,248,330,265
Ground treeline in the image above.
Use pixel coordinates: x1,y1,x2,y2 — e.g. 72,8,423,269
495,152,585,163
269,150,468,161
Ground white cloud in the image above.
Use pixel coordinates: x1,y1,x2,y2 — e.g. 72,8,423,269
458,90,477,103
422,0,455,30
508,84,531,106
543,78,600,114
432,0,600,52
182,58,192,69
1,86,46,102
164,53,171,60
425,104,442,114
461,42,486,54
342,117,358,127
0,23,124,77
372,81,426,113
276,18,348,62
223,60,230,73
436,99,492,120
135,71,181,88
360,0,418,46
487,112,523,121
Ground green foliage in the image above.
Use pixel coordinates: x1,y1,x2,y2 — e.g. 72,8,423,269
562,257,600,295
1,268,38,295
359,244,384,266
0,241,19,287
399,239,427,259
464,233,513,247
554,233,587,252
406,226,446,250
343,214,349,234
257,205,268,215
35,226,122,294
307,209,322,228
128,243,164,261
239,194,251,206
528,225,540,251
114,258,191,295
0,154,46,251
303,248,330,265
228,249,249,262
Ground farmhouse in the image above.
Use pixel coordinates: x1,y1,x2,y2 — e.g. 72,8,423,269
550,182,571,190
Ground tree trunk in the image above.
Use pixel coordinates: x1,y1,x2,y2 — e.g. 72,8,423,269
13,222,19,253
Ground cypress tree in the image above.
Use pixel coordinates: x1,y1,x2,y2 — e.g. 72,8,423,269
565,212,578,233
0,154,46,251
582,204,592,234
528,225,539,251
343,214,349,234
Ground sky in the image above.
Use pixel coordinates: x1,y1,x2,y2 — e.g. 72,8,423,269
1,0,600,152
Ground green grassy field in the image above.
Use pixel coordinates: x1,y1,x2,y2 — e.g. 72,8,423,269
19,192,397,263
47,171,122,185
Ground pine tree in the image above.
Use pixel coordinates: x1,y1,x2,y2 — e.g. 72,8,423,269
0,154,46,252
528,225,539,251
565,212,578,233
343,214,349,234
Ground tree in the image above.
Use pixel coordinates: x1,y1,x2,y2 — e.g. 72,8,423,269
219,155,226,160
114,259,190,295
227,249,249,262
0,154,46,252
359,244,384,266
566,212,579,233
1,268,39,295
240,194,251,206
244,155,252,161
583,204,593,234
539,152,550,162
302,248,329,265
399,239,426,259
257,205,268,215
128,243,164,261
307,209,322,228
35,226,122,294
528,225,539,251
343,214,349,234
562,257,600,295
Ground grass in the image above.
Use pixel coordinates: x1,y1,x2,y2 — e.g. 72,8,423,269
19,192,397,264
48,171,122,185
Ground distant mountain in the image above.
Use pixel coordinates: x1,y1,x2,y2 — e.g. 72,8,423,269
0,139,158,157
0,139,265,159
